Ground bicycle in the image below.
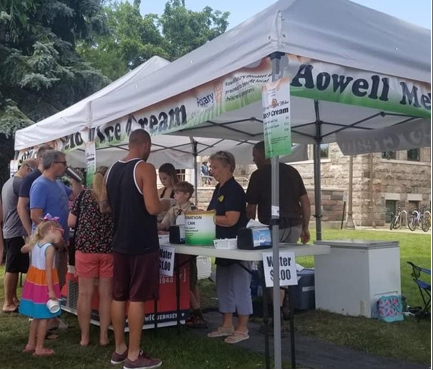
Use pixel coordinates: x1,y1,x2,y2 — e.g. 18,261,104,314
408,210,422,231
421,211,431,232
389,208,402,230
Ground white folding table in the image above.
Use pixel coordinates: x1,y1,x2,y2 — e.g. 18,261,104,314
161,242,330,368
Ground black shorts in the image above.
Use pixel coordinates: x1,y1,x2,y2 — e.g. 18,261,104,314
5,237,29,273
112,250,160,302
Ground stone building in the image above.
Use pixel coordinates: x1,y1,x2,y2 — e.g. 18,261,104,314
195,144,431,228
293,144,431,227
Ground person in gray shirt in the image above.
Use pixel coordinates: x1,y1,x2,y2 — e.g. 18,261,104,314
1,159,37,313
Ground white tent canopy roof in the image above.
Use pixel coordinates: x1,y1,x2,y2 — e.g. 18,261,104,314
15,56,171,150
85,0,430,131
65,136,308,168
15,0,430,153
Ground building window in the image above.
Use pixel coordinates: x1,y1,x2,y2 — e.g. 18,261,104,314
176,169,186,181
382,151,396,159
320,144,329,158
385,200,397,223
407,148,420,162
408,201,419,212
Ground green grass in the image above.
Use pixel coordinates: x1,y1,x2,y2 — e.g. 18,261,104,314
1,229,431,367
0,303,269,369
257,229,431,365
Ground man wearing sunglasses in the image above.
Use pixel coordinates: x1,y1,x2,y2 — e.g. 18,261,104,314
29,150,83,290
17,144,52,239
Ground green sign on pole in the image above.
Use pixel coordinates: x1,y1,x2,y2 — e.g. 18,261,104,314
262,77,292,158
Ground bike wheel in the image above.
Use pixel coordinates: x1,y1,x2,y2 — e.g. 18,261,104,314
408,216,417,231
422,216,430,232
389,218,395,230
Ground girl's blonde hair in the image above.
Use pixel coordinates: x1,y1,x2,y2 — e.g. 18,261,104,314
92,166,109,204
29,220,62,250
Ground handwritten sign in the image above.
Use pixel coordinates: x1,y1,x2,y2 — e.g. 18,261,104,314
160,246,175,277
262,251,297,288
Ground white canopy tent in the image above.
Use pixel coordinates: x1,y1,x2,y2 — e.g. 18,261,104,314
14,0,431,366
13,53,307,169
17,0,429,234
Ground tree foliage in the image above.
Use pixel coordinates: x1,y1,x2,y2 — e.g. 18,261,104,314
160,0,229,60
0,0,109,136
0,0,230,136
78,0,230,79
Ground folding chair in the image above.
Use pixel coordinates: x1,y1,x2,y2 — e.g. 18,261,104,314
407,262,431,321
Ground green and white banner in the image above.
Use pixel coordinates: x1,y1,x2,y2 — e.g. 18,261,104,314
17,54,430,161
262,77,292,158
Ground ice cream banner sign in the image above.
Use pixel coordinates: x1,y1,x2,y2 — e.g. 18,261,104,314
18,54,430,160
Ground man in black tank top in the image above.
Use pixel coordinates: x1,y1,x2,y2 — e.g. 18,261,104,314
106,129,170,369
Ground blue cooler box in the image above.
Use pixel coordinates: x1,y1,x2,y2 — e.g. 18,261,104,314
293,268,315,311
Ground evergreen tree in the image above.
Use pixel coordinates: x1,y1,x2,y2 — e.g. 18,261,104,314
0,0,109,136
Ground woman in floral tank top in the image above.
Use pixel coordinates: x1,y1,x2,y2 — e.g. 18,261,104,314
68,166,114,347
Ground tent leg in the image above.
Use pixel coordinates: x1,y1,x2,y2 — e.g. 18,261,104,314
313,102,323,241
270,51,285,370
192,140,199,206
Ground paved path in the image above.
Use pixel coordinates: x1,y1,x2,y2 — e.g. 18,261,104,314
192,311,429,369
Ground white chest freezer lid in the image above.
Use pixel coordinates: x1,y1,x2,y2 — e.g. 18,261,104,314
314,239,399,250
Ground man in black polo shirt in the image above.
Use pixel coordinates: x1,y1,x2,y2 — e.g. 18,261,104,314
246,141,310,244
246,141,311,332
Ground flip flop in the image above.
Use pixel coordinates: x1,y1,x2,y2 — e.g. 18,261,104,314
224,330,249,344
33,348,55,357
207,326,234,338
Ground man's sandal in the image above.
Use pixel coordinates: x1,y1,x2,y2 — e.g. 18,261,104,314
186,314,208,329
224,330,249,344
207,326,234,338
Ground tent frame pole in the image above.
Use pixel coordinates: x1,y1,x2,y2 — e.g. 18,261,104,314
313,100,323,241
269,51,285,370
192,140,199,206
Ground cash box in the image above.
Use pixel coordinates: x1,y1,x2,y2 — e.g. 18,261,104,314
237,227,272,250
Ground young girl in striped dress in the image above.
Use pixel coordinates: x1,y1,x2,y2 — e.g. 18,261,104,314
19,218,64,356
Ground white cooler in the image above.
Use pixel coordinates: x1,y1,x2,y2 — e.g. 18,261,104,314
314,239,401,318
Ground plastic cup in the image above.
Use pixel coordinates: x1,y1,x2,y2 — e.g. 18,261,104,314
46,299,60,314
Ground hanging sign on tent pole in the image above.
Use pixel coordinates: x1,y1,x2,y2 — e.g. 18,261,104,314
85,140,96,186
262,77,292,158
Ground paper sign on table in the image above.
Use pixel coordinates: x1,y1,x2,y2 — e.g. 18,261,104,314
262,251,297,287
160,246,175,277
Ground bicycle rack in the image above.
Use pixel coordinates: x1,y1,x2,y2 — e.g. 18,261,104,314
400,210,408,228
